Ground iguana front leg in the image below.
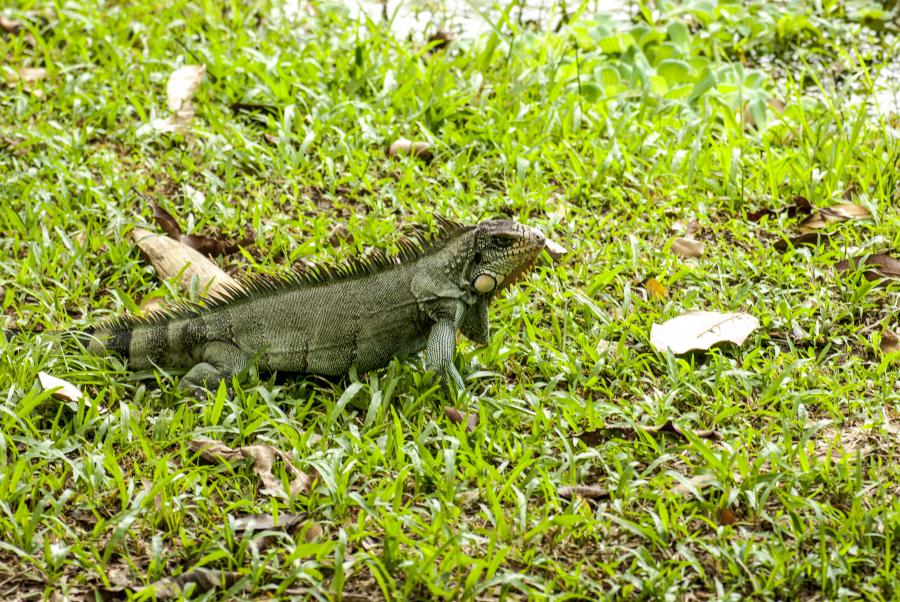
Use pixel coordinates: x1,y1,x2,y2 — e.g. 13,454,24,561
426,317,465,391
422,300,467,392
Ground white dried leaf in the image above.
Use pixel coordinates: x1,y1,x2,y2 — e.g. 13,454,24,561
131,227,239,300
544,238,568,260
650,311,760,354
166,64,205,112
38,371,82,402
152,64,205,133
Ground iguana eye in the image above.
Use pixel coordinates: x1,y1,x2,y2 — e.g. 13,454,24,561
494,236,514,248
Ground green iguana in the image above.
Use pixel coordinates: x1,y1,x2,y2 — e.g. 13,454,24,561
8,218,560,393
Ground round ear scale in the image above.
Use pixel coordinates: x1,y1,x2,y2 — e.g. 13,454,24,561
473,274,497,293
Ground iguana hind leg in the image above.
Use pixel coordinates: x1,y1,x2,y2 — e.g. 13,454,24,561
179,341,250,393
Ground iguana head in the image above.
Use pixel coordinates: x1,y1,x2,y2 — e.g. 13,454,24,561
463,219,548,297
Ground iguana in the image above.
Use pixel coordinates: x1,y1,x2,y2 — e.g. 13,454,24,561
7,218,560,393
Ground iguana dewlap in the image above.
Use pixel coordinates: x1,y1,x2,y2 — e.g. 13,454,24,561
87,218,556,391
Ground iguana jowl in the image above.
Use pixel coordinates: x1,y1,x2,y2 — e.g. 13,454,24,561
85,218,552,391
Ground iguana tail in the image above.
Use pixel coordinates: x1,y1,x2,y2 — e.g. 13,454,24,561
2,322,184,371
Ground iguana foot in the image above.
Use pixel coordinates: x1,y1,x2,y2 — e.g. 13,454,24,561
178,341,249,396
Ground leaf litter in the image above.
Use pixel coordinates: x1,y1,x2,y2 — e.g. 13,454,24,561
229,513,321,550
152,203,244,257
671,237,704,258
444,406,478,432
388,138,433,160
835,253,900,282
798,203,871,235
188,438,314,499
37,371,106,414
577,419,721,445
152,64,205,133
650,311,760,354
131,227,240,300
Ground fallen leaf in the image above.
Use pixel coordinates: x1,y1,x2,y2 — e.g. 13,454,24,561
131,227,240,300
38,371,82,403
38,371,107,415
230,513,321,546
643,277,668,299
880,329,899,355
427,31,453,52
773,231,830,252
5,66,46,84
544,237,568,260
715,507,736,526
835,254,900,282
650,311,760,354
579,419,721,443
328,223,354,248
136,568,240,600
152,204,241,257
229,513,320,551
1,16,22,34
671,237,704,258
189,438,313,498
166,64,205,112
558,485,610,500
671,473,717,497
388,138,433,160
153,64,205,132
444,406,478,432
747,195,812,223
671,219,700,235
798,203,871,234
638,419,721,441
230,102,280,117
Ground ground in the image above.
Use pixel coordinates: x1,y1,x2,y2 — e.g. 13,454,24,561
1,0,900,600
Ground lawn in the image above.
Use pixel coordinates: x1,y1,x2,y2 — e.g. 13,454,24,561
2,0,900,600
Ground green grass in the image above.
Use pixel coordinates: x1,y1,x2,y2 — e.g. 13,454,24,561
2,0,900,599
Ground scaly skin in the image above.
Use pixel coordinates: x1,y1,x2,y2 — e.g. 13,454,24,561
84,218,549,392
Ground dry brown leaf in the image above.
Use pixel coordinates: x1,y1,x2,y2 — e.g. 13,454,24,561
388,138,433,160
715,507,737,526
229,513,321,547
427,30,454,52
444,406,478,432
580,419,720,443
152,204,242,257
153,64,205,132
638,419,721,441
798,203,871,234
747,195,812,223
671,237,704,258
880,329,899,355
0,16,22,34
671,473,717,497
558,485,610,500
835,254,900,282
328,223,354,248
650,311,760,354
136,568,240,600
773,231,830,252
643,277,668,299
189,438,313,498
131,227,240,300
